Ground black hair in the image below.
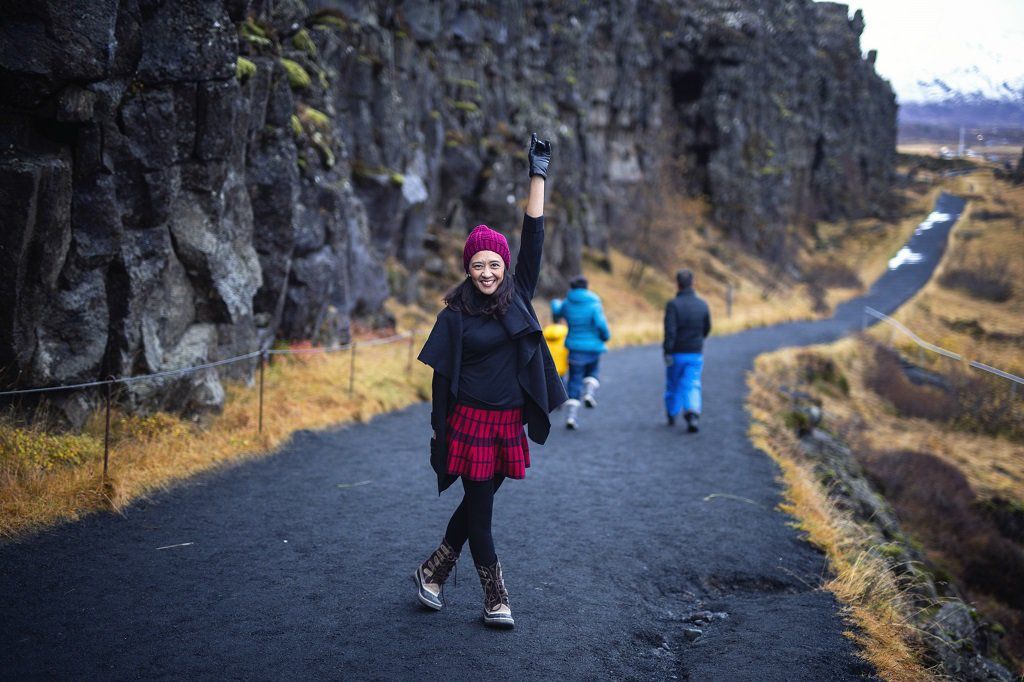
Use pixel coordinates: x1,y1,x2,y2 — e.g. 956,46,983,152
569,275,588,290
444,273,516,317
676,268,694,290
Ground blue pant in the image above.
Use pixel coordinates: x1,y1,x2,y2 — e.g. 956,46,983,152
665,353,703,417
566,351,601,400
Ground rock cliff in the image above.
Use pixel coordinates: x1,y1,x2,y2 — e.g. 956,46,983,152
0,0,896,417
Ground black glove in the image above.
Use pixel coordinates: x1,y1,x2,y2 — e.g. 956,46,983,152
528,132,552,179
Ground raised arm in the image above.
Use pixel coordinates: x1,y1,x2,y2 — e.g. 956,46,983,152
514,134,551,298
526,176,544,218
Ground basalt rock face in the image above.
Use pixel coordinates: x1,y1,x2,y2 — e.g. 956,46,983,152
0,0,895,418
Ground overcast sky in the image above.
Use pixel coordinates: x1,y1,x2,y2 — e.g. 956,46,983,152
843,0,1024,102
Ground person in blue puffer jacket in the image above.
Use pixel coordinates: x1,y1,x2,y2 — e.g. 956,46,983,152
551,275,611,430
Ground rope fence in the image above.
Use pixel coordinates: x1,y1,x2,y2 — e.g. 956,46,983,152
863,306,1022,397
0,330,423,478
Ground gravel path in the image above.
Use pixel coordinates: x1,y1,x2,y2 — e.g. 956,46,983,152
0,194,964,681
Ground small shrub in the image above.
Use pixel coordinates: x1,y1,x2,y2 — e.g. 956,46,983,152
0,425,99,474
951,372,1024,442
942,317,986,339
783,409,814,436
115,413,187,444
805,261,862,289
972,210,1013,222
795,350,850,395
939,258,1014,302
866,345,957,421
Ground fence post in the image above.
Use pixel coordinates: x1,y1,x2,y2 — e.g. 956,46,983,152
407,331,415,376
258,350,266,434
103,380,112,479
726,284,733,318
349,341,357,398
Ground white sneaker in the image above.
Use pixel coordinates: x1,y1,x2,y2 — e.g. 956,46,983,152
582,377,600,408
565,399,581,429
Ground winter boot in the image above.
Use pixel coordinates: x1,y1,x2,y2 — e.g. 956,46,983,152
414,539,459,610
684,411,700,433
667,412,676,427
582,377,600,408
476,561,514,629
565,399,581,429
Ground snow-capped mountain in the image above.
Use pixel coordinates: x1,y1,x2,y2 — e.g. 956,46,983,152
896,69,1024,129
902,69,1024,105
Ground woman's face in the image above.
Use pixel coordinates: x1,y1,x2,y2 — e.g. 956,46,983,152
468,250,505,295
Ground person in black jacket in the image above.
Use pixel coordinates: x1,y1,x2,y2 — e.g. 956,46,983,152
414,134,567,629
663,268,711,432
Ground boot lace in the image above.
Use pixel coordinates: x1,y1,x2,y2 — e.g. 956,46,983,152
476,561,510,611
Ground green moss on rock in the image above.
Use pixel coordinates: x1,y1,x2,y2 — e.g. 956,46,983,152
235,57,257,82
299,106,331,133
280,59,312,89
290,114,303,137
449,99,480,113
292,29,317,56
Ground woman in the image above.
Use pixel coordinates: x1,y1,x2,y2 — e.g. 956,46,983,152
414,134,567,629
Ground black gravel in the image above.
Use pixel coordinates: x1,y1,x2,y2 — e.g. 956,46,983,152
0,194,964,681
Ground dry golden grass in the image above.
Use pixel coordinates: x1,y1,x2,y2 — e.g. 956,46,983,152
747,168,1024,676
748,363,933,681
1,341,431,539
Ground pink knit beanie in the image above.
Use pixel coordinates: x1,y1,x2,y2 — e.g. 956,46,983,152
463,225,510,273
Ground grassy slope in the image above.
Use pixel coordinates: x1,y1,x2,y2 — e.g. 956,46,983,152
749,168,1024,677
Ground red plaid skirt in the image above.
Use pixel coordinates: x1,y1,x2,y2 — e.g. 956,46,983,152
446,404,530,480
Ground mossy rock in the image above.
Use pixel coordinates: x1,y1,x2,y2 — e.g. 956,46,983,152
448,77,480,90
235,57,257,82
310,11,349,31
280,58,312,89
389,172,405,186
292,29,317,57
290,114,303,137
241,18,273,47
299,106,331,133
876,543,904,560
449,99,480,114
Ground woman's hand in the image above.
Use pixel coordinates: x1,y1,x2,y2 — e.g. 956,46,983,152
528,133,552,179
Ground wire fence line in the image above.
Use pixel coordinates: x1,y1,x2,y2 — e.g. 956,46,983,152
0,330,425,477
863,306,1023,394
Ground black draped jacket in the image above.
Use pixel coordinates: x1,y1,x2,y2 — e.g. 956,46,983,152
417,214,568,494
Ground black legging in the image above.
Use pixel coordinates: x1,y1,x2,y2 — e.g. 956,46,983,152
443,475,505,567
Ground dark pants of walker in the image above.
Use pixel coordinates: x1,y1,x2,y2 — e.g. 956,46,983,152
443,475,505,567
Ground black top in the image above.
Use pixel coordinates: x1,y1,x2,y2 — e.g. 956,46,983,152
458,306,524,409
663,288,712,354
418,213,569,494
